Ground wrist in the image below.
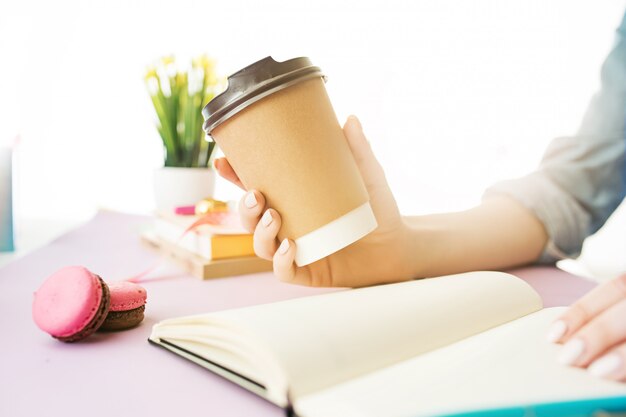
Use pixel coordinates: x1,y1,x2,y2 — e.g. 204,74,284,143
400,216,436,279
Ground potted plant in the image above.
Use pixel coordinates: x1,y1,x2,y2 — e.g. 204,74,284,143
145,55,221,211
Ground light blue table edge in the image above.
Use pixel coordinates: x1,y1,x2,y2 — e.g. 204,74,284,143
436,396,626,417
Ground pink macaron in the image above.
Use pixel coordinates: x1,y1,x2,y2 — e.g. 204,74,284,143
32,266,110,342
33,266,148,342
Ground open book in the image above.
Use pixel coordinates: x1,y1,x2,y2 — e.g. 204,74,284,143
149,272,626,416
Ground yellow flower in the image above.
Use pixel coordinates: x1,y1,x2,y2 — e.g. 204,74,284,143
145,65,158,82
193,54,214,71
161,55,175,67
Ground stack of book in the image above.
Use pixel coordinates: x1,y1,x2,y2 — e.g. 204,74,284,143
142,210,272,279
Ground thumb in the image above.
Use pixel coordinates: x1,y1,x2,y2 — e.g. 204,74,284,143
343,115,387,190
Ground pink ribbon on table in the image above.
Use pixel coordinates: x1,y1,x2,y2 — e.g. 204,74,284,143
126,211,241,283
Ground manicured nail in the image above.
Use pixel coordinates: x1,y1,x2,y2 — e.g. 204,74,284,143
546,320,567,343
278,239,290,255
244,192,257,209
588,354,622,378
350,115,362,130
261,210,273,227
558,338,585,365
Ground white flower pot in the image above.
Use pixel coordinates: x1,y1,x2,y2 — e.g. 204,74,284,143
153,167,216,212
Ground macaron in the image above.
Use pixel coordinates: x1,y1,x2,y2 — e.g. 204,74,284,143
99,281,147,331
32,266,110,343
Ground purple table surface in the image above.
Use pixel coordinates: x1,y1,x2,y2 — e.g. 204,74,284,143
0,211,596,417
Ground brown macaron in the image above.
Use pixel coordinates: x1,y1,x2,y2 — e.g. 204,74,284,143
99,281,147,331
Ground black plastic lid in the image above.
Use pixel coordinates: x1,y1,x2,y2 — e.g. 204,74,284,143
202,56,325,134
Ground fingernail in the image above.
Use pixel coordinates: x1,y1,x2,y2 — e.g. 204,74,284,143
278,239,290,255
350,115,362,130
261,210,273,227
244,192,257,209
558,338,586,365
589,354,622,378
546,320,568,343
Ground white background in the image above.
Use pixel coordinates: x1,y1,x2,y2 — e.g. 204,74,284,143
1,0,625,228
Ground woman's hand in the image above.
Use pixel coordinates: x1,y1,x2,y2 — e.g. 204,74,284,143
214,115,418,288
547,274,626,381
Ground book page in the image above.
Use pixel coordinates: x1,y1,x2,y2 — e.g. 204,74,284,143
296,308,626,417
151,271,542,403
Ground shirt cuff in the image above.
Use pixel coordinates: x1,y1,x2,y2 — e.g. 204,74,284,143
483,172,591,263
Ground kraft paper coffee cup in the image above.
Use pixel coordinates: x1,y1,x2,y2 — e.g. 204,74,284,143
202,56,377,266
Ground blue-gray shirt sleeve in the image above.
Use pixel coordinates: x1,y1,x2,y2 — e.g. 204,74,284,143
484,12,626,263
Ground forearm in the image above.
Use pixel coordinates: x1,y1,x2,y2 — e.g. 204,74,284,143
405,196,548,277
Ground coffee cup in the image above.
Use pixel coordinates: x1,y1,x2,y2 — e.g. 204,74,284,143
203,56,377,266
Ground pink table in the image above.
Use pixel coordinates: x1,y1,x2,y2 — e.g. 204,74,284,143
0,211,596,417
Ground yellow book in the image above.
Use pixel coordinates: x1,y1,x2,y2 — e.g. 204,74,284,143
153,212,254,260
141,231,271,279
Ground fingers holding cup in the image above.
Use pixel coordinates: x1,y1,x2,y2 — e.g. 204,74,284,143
253,209,282,260
273,239,315,286
214,158,245,190
238,190,266,233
